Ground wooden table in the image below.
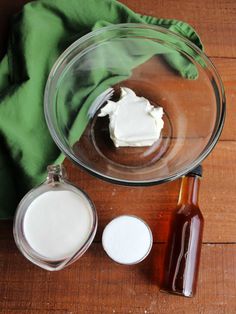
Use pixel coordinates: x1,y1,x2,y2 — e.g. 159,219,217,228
0,0,235,313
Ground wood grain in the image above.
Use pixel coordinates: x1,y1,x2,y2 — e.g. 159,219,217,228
121,0,236,58
62,140,236,244
1,223,236,314
0,0,28,58
210,58,235,141
0,0,236,313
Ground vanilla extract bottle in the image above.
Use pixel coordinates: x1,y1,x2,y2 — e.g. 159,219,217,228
161,165,204,297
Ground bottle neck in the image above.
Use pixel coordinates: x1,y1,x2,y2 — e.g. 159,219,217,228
178,175,200,206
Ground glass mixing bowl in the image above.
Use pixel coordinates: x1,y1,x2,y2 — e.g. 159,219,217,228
44,24,225,185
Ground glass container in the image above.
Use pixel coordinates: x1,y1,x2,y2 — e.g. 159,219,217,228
44,23,225,185
13,165,97,271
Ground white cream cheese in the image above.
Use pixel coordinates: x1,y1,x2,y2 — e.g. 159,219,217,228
98,87,164,147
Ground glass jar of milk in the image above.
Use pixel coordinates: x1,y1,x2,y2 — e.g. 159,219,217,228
13,165,97,271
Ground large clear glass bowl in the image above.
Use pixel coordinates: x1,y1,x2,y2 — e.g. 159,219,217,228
44,24,225,185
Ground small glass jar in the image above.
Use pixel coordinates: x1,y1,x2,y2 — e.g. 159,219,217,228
102,215,153,265
13,165,97,271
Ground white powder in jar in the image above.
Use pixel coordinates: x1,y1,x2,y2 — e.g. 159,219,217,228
102,215,153,264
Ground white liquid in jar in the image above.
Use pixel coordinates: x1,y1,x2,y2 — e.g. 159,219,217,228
23,190,94,260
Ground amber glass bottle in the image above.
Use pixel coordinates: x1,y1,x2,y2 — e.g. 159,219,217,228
161,165,204,297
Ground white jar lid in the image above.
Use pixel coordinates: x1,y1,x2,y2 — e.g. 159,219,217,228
102,215,153,265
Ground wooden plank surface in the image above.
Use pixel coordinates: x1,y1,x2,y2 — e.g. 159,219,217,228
0,0,236,313
1,223,236,314
121,0,236,58
62,141,236,244
212,58,236,140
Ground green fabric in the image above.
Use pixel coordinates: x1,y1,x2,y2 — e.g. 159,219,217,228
0,0,203,219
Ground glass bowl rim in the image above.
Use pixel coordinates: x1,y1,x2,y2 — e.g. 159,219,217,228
44,23,226,186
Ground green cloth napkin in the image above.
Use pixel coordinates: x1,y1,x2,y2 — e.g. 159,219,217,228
0,0,203,219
